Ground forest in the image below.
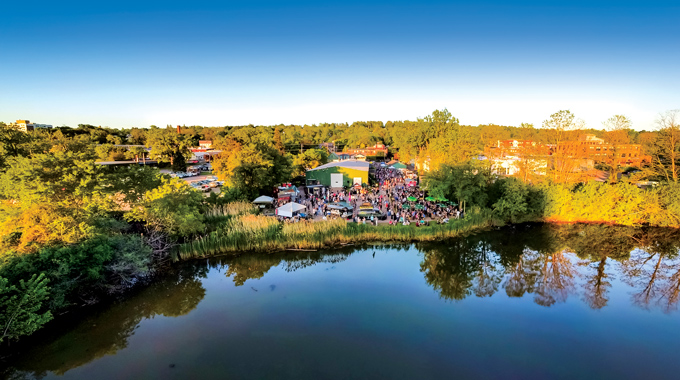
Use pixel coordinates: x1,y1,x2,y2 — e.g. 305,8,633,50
0,108,679,344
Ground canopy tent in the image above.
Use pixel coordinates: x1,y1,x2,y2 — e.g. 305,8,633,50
390,162,407,169
425,196,436,202
407,196,418,202
276,202,306,218
253,195,275,204
415,204,425,210
435,196,449,202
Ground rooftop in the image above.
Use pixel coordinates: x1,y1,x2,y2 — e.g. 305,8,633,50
307,160,370,172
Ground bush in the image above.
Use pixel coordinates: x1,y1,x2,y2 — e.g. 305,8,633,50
0,235,152,311
0,273,53,343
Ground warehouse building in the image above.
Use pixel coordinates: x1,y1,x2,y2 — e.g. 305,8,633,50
305,160,369,188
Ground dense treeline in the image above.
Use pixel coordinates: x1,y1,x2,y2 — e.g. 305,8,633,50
1,113,659,163
0,107,678,343
426,162,680,227
0,126,216,343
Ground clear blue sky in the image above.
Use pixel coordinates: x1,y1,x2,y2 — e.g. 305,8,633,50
1,0,678,130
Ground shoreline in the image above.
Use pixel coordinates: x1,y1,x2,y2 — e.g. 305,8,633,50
176,213,680,262
175,211,503,261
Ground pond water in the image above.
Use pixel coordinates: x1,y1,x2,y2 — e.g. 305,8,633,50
4,224,680,379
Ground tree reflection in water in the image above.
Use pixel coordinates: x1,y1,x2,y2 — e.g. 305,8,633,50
4,225,680,379
210,246,356,287
621,232,680,313
420,224,680,311
3,263,208,379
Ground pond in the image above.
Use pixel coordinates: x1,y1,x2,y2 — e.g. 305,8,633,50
4,223,680,379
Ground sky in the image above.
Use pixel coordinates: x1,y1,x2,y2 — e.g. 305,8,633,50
1,0,678,130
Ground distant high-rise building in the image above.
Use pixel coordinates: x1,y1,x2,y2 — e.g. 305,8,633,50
7,119,53,132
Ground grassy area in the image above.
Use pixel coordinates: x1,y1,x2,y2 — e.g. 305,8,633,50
176,210,500,260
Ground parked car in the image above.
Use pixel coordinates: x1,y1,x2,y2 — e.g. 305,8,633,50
189,182,210,192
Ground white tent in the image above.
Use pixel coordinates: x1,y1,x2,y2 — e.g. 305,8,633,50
253,195,275,204
276,202,307,218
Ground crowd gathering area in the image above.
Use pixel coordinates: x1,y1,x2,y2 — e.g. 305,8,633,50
266,165,463,226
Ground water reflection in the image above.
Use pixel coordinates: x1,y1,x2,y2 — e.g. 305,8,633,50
4,224,680,379
3,263,208,379
208,247,356,286
418,224,680,311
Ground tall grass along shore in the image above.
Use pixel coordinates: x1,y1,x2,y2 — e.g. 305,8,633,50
176,210,499,261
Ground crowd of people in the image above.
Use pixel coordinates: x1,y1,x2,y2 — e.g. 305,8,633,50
288,166,463,225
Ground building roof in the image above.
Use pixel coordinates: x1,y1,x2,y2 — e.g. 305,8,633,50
253,195,275,204
307,160,370,172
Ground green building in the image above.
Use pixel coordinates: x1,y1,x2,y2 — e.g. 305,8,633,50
306,160,370,187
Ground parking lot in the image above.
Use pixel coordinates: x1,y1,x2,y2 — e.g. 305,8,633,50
160,169,222,196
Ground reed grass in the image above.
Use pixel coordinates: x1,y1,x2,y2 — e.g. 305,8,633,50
204,201,257,220
177,209,500,261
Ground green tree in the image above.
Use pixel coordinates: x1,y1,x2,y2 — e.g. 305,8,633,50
492,178,532,223
273,127,285,154
125,177,205,236
213,142,292,197
0,122,33,170
426,162,491,212
103,166,164,206
0,273,53,343
0,151,112,252
127,127,147,145
292,149,328,177
145,128,193,172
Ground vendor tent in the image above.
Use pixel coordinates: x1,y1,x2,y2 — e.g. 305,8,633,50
407,196,418,202
253,195,275,204
390,162,407,169
276,202,307,218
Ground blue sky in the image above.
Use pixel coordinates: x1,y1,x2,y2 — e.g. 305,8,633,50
1,1,678,130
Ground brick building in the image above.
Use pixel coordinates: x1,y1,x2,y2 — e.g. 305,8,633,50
484,139,550,158
557,134,648,167
342,142,388,158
